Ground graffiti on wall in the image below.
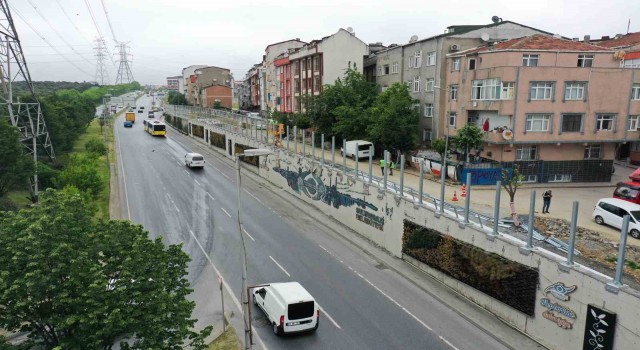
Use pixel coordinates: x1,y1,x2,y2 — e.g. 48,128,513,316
274,166,378,211
582,304,616,350
540,282,578,329
356,207,384,230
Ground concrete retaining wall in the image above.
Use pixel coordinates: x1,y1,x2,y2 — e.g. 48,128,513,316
185,118,640,350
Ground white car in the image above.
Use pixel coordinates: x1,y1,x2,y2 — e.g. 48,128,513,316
185,153,205,168
593,198,640,239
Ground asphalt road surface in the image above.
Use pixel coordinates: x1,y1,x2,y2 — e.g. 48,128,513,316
114,96,519,350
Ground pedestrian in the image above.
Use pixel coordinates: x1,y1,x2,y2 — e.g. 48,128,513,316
389,160,395,176
380,159,386,176
542,190,552,214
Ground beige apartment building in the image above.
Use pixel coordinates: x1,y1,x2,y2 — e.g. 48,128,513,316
446,34,640,183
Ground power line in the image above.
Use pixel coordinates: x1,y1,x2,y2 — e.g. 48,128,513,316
54,0,92,45
9,5,93,78
25,0,94,67
83,0,105,41
99,0,118,43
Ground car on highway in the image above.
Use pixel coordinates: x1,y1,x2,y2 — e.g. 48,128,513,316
593,198,640,239
184,153,205,168
253,282,319,336
124,121,133,128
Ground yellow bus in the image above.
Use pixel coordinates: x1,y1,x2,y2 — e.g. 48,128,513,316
143,119,167,136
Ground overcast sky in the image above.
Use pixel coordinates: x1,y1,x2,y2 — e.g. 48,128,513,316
11,0,640,86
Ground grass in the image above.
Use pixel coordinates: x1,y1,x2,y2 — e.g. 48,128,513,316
207,327,241,350
6,190,32,208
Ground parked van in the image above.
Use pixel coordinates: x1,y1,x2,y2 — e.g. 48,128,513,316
341,140,373,160
593,198,640,239
184,153,205,168
253,282,319,336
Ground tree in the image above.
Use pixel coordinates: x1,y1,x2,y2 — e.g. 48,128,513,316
56,154,103,197
367,83,419,155
501,164,525,227
212,101,222,109
452,124,484,163
0,188,211,349
431,139,447,162
167,91,188,105
0,119,35,197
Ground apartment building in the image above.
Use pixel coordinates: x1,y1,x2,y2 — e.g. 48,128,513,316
181,65,207,104
262,39,306,113
247,64,261,111
446,34,640,183
274,28,369,114
193,66,233,107
166,76,183,92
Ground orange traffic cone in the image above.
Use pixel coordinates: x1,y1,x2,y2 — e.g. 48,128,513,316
461,184,467,197
452,191,459,202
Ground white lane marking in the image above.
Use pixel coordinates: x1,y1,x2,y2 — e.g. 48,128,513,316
217,168,231,180
194,179,201,186
184,169,190,176
244,189,265,205
269,256,290,277
221,208,232,218
439,336,459,350
206,192,216,201
242,227,255,242
188,230,268,350
173,202,180,213
176,160,182,167
115,122,132,220
318,305,341,329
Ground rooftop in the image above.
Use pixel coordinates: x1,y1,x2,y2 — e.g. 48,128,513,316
452,34,612,56
597,32,640,48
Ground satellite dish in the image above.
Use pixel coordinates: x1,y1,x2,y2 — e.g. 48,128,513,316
491,15,501,23
346,27,354,33
410,35,419,42
480,33,490,41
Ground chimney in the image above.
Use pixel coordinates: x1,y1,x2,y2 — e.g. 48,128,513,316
615,33,624,39
601,35,610,40
572,37,579,41
584,35,590,43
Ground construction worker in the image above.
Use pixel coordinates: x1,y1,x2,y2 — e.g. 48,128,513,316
380,158,386,175
389,160,396,176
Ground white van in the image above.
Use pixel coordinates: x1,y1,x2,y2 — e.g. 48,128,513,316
341,140,373,160
593,198,640,239
184,153,205,168
253,282,319,335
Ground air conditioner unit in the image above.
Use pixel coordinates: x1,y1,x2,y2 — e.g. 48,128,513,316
450,44,460,51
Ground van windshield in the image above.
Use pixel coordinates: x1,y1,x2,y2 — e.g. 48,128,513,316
288,301,314,320
630,210,640,222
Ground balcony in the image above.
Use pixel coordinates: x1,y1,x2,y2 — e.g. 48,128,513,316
484,128,513,144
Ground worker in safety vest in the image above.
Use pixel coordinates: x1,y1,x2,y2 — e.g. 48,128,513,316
380,159,386,175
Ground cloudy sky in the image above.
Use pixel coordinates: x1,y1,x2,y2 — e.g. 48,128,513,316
11,0,640,85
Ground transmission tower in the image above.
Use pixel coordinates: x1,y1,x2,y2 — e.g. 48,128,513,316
0,0,55,202
94,37,109,85
114,42,134,84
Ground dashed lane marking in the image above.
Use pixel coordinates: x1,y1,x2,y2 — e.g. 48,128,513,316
221,208,232,218
269,256,291,277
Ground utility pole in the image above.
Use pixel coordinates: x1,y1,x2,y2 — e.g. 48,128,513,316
0,1,55,202
94,37,110,85
115,42,134,84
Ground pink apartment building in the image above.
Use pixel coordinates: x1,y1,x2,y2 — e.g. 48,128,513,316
446,34,640,183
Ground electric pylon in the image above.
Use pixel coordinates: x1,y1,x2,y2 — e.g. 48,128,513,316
114,42,134,84
0,0,56,202
94,37,109,85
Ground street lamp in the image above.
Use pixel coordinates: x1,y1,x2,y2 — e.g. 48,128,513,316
236,148,272,350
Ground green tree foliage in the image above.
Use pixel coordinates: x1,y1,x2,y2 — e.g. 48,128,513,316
0,188,212,349
431,139,447,162
85,137,107,157
501,164,525,226
11,81,98,97
368,83,419,154
452,124,484,162
57,154,103,197
0,119,35,196
167,91,188,105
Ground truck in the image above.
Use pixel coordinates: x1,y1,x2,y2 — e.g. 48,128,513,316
125,112,136,124
614,168,640,204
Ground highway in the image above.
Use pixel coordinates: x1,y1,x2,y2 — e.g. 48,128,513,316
114,95,525,350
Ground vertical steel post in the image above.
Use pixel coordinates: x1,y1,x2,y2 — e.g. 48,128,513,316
331,136,336,167
563,201,580,267
311,132,315,160
293,126,297,154
463,172,471,224
302,131,306,157
383,151,389,190
286,125,290,152
526,191,536,249
608,215,630,290
439,159,446,214
491,181,501,237
354,142,359,178
368,145,373,184
399,155,405,196
321,134,325,166
418,160,424,204
342,139,347,171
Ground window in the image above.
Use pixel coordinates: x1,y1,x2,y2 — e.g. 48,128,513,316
450,85,458,100
413,76,421,93
584,144,601,159
384,64,390,75
549,174,571,183
452,58,461,71
424,103,433,117
564,82,586,100
377,66,382,76
448,112,457,127
629,115,640,131
426,51,436,66
314,57,320,71
391,62,399,74
522,54,539,67
301,60,306,71
472,78,501,100
516,145,537,161
632,84,640,100
596,114,615,131
530,82,554,100
522,175,538,183
577,55,594,67
468,58,476,70
314,77,320,91
562,114,583,132
426,78,434,92
414,50,422,67
526,114,550,132
422,129,432,141
501,82,515,100
293,62,299,73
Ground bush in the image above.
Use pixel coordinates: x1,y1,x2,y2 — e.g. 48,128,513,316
0,197,19,212
85,138,107,156
56,155,102,197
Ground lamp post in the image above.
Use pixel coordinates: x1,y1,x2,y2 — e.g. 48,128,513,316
236,148,272,350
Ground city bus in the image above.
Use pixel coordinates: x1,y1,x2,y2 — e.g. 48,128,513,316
143,119,167,136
